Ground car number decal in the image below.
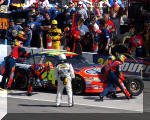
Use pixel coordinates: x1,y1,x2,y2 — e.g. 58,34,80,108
42,69,55,85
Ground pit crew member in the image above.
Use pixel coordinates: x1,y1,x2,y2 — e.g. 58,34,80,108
55,54,75,107
27,61,54,96
101,55,117,98
99,54,131,101
0,40,30,89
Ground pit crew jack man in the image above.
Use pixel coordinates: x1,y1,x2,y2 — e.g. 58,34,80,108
55,54,75,107
27,61,54,96
0,41,30,89
99,54,132,101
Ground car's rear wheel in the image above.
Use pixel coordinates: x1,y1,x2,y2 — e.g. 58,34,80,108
124,78,144,96
14,70,28,90
72,75,85,95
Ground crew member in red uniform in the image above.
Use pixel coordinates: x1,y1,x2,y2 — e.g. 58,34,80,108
101,55,116,75
0,41,30,89
99,54,131,101
101,55,117,98
130,35,143,49
129,34,146,57
27,61,53,96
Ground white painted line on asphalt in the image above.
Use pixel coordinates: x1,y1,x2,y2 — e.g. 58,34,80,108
7,96,142,112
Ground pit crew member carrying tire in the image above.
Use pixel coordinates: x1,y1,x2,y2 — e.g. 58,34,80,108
55,54,75,107
0,40,30,89
99,54,132,101
27,61,53,96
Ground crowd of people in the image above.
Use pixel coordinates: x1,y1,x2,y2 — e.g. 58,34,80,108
0,0,149,57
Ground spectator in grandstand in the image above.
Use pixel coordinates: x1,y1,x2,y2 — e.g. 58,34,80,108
97,19,111,55
104,14,115,33
65,1,76,26
76,1,88,21
24,0,36,8
79,18,88,37
109,0,123,8
40,12,51,48
91,16,99,31
104,14,115,49
44,6,57,20
37,0,50,8
99,0,111,16
86,1,93,18
29,17,41,48
6,19,23,45
28,6,36,18
110,0,124,42
67,1,76,15
34,8,44,23
81,24,97,52
93,2,102,20
80,0,88,11
23,24,32,47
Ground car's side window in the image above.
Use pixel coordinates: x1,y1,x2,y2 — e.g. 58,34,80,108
25,55,43,65
43,56,58,67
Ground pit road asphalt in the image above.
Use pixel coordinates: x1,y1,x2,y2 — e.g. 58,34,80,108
1,81,150,114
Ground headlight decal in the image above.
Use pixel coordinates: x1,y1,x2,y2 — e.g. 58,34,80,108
84,77,102,82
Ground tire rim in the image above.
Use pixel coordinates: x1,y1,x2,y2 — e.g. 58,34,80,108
130,80,140,93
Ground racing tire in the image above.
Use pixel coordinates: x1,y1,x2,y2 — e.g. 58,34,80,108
14,70,28,90
72,75,85,95
124,78,144,96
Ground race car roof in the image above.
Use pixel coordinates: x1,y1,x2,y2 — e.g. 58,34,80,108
39,50,77,56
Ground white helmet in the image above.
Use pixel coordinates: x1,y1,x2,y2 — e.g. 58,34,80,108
59,54,66,60
78,1,83,5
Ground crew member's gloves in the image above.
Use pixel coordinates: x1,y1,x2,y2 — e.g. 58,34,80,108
63,78,69,85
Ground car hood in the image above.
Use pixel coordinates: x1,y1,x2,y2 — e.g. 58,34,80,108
73,64,102,75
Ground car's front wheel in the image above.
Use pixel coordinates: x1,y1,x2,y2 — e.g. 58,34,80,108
124,78,144,96
72,75,85,95
14,70,28,90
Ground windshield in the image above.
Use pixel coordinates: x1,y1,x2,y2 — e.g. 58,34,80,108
67,55,94,66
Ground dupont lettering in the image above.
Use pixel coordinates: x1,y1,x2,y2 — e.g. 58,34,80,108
122,62,150,73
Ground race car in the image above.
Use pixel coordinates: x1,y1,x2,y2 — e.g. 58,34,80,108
13,50,144,96
14,50,105,94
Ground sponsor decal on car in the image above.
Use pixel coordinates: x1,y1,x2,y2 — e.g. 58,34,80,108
93,54,150,78
85,68,101,75
122,63,150,73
